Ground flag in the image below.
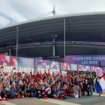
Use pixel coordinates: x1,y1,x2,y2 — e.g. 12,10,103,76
45,86,50,92
95,75,105,94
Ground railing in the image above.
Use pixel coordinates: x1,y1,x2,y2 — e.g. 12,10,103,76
0,41,105,49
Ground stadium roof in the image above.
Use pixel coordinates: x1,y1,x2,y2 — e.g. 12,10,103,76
1,11,105,46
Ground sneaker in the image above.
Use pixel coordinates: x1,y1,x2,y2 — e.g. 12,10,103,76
22,96,24,98
3,98,5,100
80,94,82,98
100,94,102,96
99,93,102,96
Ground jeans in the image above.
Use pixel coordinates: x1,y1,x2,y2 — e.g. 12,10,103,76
83,88,89,95
63,96,68,99
30,93,35,97
89,85,93,95
37,95,44,99
10,93,15,99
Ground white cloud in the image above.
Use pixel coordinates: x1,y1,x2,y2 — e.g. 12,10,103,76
0,0,27,22
1,0,105,27
0,16,9,26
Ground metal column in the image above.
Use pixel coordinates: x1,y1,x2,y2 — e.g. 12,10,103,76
9,43,11,56
53,35,55,56
16,26,19,56
64,18,66,62
77,64,79,71
9,49,11,56
34,58,38,74
16,26,19,72
90,66,92,77
51,35,57,60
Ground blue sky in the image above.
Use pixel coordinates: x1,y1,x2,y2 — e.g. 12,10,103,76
0,0,105,27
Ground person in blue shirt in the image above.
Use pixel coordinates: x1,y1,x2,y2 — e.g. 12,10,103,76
75,79,79,86
30,85,36,97
15,85,22,97
10,87,16,100
58,86,63,98
52,87,59,98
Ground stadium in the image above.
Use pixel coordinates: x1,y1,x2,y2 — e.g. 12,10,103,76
1,11,105,62
1,4,105,104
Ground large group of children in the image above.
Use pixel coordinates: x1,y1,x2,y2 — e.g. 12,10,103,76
0,67,94,101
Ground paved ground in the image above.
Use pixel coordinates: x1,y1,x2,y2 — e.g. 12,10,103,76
0,93,105,105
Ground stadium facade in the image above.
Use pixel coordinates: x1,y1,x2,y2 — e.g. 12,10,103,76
1,11,105,62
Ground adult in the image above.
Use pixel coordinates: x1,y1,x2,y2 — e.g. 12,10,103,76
87,75,94,96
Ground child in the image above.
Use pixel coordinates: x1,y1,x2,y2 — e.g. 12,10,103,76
58,86,64,98
15,85,22,98
73,86,79,98
10,87,15,100
45,85,52,98
62,85,68,99
36,84,44,99
26,84,31,97
22,82,27,97
52,87,59,98
1,86,8,100
30,85,36,97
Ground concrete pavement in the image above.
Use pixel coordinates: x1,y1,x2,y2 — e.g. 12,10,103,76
0,93,105,105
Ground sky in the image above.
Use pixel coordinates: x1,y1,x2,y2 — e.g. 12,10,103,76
0,0,105,27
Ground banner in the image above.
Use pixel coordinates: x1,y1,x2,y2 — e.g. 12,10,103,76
62,63,70,70
37,60,49,69
19,57,34,67
70,64,77,71
66,55,105,66
96,69,102,77
0,55,18,66
91,66,96,72
78,65,90,71
102,67,105,73
50,61,60,69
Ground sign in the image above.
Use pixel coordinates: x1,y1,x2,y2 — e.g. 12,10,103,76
78,65,90,71
0,55,18,66
50,61,60,69
91,66,96,72
96,69,102,77
70,64,77,71
66,55,105,66
102,67,105,73
37,60,49,69
62,63,70,70
19,57,34,67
